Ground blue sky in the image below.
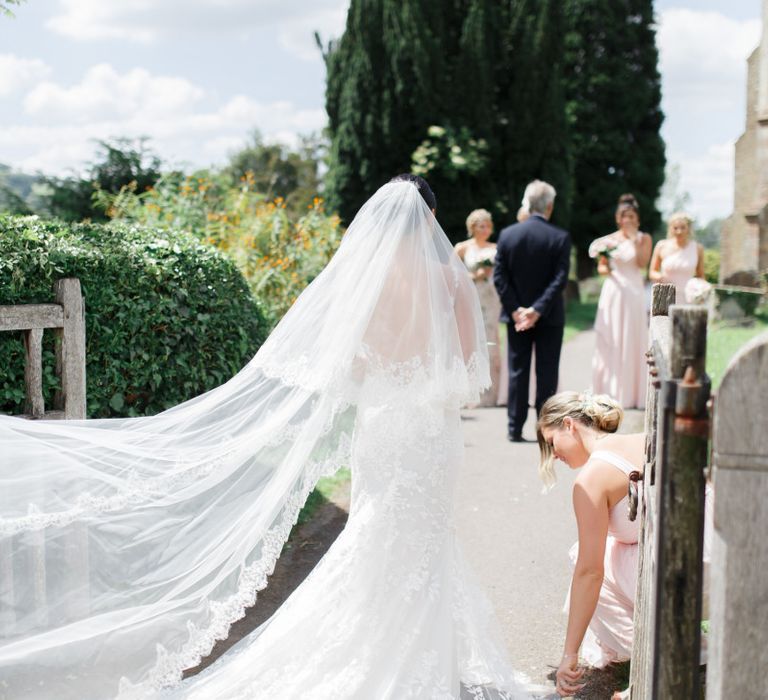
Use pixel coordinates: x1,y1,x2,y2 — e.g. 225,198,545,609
0,0,763,222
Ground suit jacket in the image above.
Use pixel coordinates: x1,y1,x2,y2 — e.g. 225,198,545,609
493,214,571,326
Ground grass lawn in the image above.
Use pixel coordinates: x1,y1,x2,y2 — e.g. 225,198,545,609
564,298,598,343
706,311,768,389
296,467,351,526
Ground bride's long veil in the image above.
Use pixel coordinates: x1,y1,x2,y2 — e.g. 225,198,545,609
0,181,489,699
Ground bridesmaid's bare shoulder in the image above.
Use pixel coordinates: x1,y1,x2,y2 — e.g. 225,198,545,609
593,432,645,469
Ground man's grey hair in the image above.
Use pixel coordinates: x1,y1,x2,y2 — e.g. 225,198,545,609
521,180,556,215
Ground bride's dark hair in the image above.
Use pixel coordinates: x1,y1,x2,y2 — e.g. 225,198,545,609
389,173,437,212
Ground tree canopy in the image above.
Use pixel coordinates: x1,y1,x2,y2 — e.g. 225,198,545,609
324,0,571,240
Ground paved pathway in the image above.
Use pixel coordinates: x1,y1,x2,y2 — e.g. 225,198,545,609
455,329,643,689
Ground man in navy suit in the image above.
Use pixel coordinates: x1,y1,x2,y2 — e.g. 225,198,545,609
493,180,571,441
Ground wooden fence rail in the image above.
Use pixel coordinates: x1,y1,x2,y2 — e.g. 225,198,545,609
630,284,710,699
0,278,86,419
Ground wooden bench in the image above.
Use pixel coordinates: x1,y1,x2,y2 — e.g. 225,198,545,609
0,278,86,419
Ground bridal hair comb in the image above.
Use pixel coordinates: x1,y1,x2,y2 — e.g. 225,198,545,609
579,390,597,412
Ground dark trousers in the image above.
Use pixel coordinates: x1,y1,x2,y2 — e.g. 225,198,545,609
506,323,564,438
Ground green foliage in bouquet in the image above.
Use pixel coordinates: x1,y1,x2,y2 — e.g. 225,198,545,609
0,215,268,417
94,170,345,323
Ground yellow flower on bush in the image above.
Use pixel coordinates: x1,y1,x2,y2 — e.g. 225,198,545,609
95,168,344,325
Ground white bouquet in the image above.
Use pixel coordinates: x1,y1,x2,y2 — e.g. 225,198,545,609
685,278,713,305
588,236,619,260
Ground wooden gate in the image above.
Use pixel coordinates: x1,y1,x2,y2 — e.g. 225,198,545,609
629,284,709,698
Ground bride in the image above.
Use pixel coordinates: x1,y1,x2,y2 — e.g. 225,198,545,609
0,176,532,699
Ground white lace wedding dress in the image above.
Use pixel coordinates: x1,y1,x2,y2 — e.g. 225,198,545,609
162,397,529,699
0,182,532,699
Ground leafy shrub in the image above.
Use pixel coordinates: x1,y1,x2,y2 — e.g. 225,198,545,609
411,125,490,182
703,248,720,284
0,215,268,417
95,171,344,323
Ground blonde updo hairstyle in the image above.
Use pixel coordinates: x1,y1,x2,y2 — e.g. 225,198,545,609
536,391,624,489
666,211,694,239
465,208,493,238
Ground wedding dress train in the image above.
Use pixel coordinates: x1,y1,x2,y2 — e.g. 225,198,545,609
1,181,532,699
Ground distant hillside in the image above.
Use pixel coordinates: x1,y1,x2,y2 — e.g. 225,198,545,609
0,163,39,199
0,163,41,214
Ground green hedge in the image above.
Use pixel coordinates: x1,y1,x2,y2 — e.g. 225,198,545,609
703,248,720,284
0,215,269,417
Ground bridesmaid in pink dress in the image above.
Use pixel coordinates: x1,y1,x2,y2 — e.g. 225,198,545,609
536,391,643,696
649,212,704,304
589,194,652,410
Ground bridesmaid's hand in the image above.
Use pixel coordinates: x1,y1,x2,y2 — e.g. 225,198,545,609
555,654,585,696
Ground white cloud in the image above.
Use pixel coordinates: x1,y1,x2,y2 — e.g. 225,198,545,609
46,1,156,42
657,8,761,220
201,135,246,159
24,64,206,123
2,63,326,174
0,54,51,96
46,0,348,60
668,141,735,222
658,9,761,88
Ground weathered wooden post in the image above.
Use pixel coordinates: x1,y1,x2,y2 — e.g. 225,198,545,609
630,283,675,699
646,283,676,486
23,328,44,418
53,278,86,419
629,289,710,699
653,305,709,698
707,331,768,698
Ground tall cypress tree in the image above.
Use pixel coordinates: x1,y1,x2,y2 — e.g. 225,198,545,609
416,0,501,236
563,0,665,276
324,1,573,239
493,0,572,229
323,0,445,226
